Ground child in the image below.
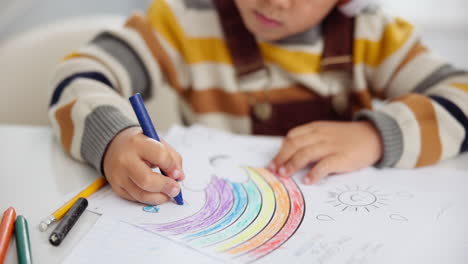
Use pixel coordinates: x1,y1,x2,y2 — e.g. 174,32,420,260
48,0,468,205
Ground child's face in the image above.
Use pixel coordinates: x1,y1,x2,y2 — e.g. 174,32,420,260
235,0,339,41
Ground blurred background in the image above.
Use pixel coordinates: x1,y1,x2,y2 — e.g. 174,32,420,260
0,0,151,39
0,0,467,127
384,0,468,69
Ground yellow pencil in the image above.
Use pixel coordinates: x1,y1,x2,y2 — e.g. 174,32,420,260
39,177,107,231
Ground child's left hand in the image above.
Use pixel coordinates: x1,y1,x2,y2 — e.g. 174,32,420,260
267,121,383,184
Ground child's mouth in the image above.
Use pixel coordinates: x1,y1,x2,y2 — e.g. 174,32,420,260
254,11,282,28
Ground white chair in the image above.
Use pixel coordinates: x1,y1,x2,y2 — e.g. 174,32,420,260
0,15,181,131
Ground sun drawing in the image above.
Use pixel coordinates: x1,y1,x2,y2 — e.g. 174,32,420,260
326,186,389,212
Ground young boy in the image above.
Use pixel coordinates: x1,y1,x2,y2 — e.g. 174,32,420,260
48,0,468,205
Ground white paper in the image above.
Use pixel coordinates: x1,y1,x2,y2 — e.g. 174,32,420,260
80,125,468,263
63,215,220,264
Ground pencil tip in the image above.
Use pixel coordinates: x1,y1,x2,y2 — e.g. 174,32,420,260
174,192,184,205
39,222,48,232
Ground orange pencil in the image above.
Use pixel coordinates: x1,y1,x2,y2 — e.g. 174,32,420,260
0,207,16,263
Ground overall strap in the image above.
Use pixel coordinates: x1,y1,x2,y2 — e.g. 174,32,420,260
212,0,265,78
321,8,355,72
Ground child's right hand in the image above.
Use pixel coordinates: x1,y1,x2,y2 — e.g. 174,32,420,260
103,126,185,205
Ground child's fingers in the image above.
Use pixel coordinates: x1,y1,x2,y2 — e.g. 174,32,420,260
122,176,171,205
128,160,180,196
112,185,136,202
281,143,332,177
138,138,175,174
303,155,343,185
286,122,316,138
162,141,185,181
270,134,322,171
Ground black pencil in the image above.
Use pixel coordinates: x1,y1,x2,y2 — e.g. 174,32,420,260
49,197,88,246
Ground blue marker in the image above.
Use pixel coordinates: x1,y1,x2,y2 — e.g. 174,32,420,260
129,93,184,205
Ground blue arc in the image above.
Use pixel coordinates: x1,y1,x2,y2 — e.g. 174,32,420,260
185,182,248,240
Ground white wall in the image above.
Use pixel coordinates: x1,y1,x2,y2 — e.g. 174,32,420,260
381,0,468,69
382,0,468,27
0,0,151,41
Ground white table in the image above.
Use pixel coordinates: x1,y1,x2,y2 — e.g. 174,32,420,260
0,124,467,263
0,125,101,264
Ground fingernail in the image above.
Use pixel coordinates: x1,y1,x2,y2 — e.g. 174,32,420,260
173,169,182,180
279,167,287,177
303,177,312,185
179,171,186,181
168,186,180,197
267,163,276,172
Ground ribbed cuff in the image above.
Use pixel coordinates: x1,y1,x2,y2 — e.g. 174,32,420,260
354,110,403,168
80,105,138,175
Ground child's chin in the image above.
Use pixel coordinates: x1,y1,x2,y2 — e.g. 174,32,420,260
253,31,286,42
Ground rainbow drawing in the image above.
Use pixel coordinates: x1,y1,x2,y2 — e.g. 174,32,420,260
139,167,305,262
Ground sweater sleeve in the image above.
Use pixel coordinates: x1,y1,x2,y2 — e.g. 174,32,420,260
48,11,176,174
353,8,467,168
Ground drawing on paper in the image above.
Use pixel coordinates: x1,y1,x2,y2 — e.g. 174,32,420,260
319,186,415,223
316,214,335,221
139,167,305,262
389,214,408,221
326,186,389,212
209,154,231,167
143,205,160,213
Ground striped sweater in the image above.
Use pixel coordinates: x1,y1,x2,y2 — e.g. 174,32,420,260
49,0,468,174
